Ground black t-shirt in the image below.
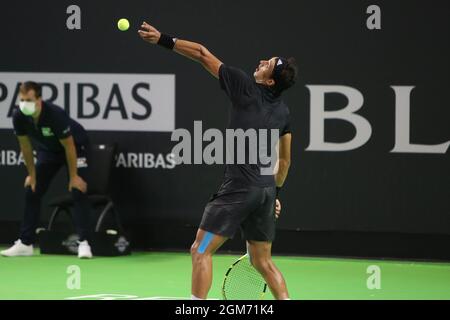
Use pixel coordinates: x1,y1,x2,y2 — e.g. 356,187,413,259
219,64,291,187
12,101,88,153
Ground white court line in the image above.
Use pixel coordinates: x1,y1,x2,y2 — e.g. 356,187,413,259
65,293,219,300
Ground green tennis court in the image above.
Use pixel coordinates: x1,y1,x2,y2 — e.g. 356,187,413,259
1,248,449,300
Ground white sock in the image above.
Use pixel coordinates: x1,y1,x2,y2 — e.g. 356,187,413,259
191,294,204,300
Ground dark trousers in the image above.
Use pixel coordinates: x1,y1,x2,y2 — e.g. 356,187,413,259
20,145,92,245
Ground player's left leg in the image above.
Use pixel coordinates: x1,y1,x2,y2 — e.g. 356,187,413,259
190,229,228,299
242,186,289,299
247,240,289,300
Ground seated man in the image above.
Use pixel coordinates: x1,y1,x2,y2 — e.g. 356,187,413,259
1,81,93,259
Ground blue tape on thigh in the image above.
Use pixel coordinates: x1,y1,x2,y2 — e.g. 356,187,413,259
198,232,214,254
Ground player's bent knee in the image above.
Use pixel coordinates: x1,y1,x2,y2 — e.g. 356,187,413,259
190,242,211,258
190,242,200,256
198,232,215,254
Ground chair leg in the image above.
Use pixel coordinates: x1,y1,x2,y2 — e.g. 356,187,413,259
95,201,114,232
112,205,126,234
94,202,125,234
47,207,72,231
47,207,61,230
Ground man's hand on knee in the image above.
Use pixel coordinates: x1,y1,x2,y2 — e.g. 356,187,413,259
69,175,87,193
24,175,36,192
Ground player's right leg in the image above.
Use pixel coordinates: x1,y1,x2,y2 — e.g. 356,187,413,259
190,229,228,299
191,178,251,299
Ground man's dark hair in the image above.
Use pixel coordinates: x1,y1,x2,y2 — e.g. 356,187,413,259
272,57,298,96
20,81,42,98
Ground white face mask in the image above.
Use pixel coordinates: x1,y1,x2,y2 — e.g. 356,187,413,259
19,101,37,116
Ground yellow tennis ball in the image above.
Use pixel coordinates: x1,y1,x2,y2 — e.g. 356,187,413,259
117,18,130,31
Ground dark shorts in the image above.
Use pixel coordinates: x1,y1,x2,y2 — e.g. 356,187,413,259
199,178,277,242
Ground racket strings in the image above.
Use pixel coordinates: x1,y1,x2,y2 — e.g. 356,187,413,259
223,256,266,300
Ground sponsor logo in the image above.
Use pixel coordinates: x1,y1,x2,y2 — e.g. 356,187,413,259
0,72,175,132
115,152,176,169
76,157,88,168
0,149,176,170
41,127,54,137
114,236,130,253
62,234,80,254
306,85,449,154
62,126,71,135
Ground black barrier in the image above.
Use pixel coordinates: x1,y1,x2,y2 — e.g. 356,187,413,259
0,0,449,256
39,202,131,256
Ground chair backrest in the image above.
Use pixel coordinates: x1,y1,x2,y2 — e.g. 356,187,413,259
86,144,117,195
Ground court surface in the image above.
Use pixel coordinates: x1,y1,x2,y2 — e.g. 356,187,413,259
1,248,449,300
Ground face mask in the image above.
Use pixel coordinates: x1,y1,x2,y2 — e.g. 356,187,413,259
19,101,36,116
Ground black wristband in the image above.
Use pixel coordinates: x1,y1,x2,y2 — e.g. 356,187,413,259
157,33,177,50
276,187,281,198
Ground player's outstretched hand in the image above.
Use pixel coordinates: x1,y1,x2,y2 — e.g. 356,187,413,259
138,21,161,44
275,199,281,219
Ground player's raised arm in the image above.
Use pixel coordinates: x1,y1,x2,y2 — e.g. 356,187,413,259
138,21,223,79
275,133,292,188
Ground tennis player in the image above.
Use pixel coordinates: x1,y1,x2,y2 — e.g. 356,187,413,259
139,22,296,300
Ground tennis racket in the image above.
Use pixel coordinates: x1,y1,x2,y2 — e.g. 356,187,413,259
221,253,268,300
